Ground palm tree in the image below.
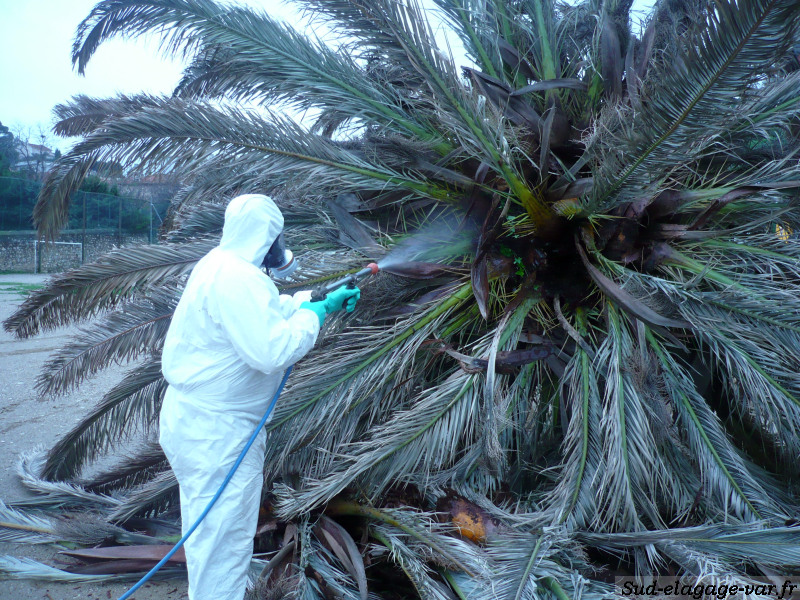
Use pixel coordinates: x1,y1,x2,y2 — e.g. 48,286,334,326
4,0,800,596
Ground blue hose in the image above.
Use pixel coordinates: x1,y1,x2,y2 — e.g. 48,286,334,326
118,366,293,600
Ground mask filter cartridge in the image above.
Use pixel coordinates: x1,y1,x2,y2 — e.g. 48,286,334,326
270,249,297,279
262,232,297,279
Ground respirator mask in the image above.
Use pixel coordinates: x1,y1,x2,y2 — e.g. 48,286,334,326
262,232,297,279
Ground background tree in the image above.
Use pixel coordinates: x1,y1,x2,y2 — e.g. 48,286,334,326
4,0,800,597
9,123,32,178
32,124,54,178
8,122,56,180
0,120,18,175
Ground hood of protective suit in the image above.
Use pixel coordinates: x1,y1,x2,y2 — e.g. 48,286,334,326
219,194,284,267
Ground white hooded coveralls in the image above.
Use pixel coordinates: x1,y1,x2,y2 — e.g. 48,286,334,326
159,194,320,600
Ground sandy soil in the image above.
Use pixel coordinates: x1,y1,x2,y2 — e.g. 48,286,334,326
0,274,189,600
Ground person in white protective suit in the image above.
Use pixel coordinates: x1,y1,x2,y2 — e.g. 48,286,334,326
159,194,360,600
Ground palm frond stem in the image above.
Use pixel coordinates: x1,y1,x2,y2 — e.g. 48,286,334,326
561,312,593,525
441,569,469,600
0,521,52,541
703,240,800,262
530,0,557,82
541,576,571,600
513,536,543,600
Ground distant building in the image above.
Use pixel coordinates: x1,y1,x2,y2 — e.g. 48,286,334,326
13,141,55,177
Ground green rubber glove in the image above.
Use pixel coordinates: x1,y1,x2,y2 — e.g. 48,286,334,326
323,286,361,313
300,286,360,327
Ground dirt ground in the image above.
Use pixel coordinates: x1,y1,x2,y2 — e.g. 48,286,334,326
0,274,189,600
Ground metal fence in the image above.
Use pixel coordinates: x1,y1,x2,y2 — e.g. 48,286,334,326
0,176,168,244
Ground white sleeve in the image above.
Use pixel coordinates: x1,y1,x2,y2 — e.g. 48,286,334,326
277,289,313,318
214,269,320,374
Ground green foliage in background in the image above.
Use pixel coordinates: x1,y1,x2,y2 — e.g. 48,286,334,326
0,121,17,176
0,176,165,233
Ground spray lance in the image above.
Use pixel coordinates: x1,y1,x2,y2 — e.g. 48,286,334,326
310,262,380,305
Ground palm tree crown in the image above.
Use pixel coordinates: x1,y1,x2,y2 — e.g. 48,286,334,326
4,0,800,597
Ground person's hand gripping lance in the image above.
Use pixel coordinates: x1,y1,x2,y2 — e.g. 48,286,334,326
299,263,379,326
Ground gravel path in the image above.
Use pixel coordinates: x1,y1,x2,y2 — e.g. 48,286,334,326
0,274,188,600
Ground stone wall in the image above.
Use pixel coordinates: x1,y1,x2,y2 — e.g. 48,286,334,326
0,230,150,273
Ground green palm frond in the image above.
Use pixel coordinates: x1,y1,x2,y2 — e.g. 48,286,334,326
646,330,787,520
545,330,603,528
579,522,800,571
685,303,800,454
52,94,163,137
0,556,184,583
79,0,437,142
593,304,659,531
592,0,800,208
34,96,455,240
4,241,210,338
80,442,168,495
171,27,431,140
278,367,483,514
108,470,178,522
264,284,474,493
291,0,434,77
37,289,177,396
42,358,166,482
590,303,700,534
13,450,120,512
34,156,97,241
485,528,615,600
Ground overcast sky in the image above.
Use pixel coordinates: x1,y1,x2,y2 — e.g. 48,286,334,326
0,0,655,150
